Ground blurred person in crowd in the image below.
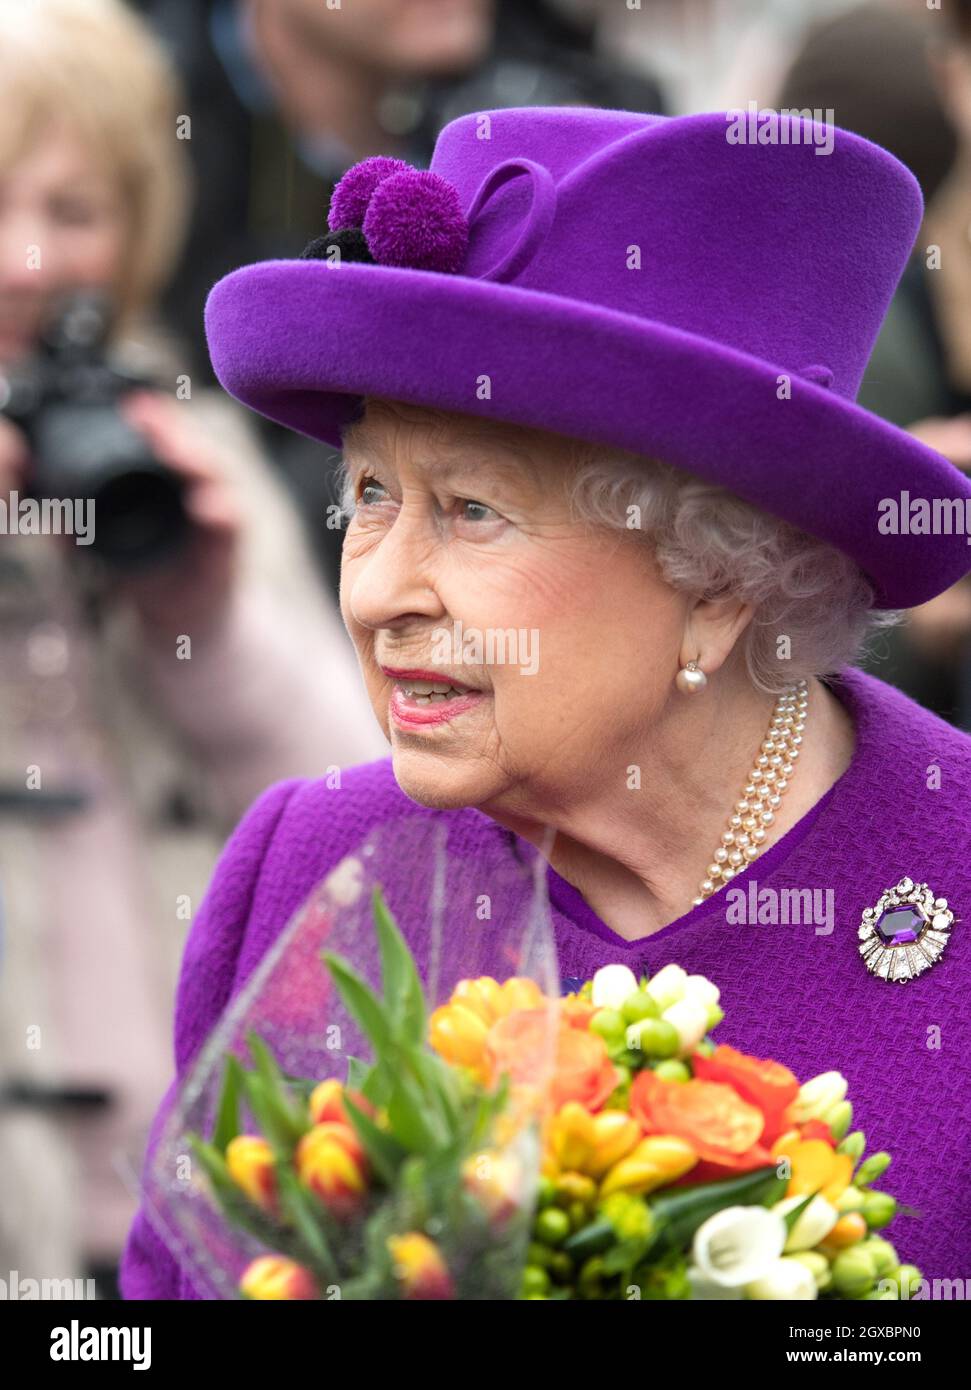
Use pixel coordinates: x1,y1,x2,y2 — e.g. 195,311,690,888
778,1,971,727
132,0,665,597
0,0,384,1298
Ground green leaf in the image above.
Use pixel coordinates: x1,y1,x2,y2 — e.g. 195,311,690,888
342,1092,407,1186
245,1032,308,1142
372,885,426,1045
322,951,395,1058
241,1071,302,1155
212,1055,244,1153
386,1067,442,1154
345,1056,371,1091
275,1165,338,1282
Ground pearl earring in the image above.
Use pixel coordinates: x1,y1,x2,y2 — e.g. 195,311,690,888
676,659,708,694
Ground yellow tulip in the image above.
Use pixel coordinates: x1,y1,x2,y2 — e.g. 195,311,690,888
225,1135,278,1216
599,1134,698,1197
387,1233,454,1300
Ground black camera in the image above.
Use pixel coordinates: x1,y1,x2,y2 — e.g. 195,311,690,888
0,290,190,570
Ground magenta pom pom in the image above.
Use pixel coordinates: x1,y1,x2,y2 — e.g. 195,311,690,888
327,156,412,232
362,169,469,273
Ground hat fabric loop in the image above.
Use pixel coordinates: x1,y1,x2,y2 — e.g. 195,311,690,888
464,158,557,284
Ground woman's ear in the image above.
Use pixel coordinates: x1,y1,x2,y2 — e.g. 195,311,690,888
682,594,755,676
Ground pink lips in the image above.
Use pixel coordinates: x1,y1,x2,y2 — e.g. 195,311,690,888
382,666,485,730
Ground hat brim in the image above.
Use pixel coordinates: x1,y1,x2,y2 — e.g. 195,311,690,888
205,259,971,609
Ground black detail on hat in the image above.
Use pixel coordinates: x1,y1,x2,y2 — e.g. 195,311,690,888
300,228,375,264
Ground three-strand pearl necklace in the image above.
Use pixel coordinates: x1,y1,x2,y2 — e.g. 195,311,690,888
691,679,809,907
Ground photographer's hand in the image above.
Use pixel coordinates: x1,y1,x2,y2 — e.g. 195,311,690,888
114,391,243,638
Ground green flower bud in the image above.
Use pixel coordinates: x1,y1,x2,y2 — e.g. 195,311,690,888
536,1175,557,1208
626,1016,680,1058
892,1264,923,1300
705,1003,725,1030
568,1200,588,1232
832,1247,877,1298
862,1190,897,1229
535,1206,571,1246
694,1038,716,1058
788,1251,832,1290
859,1236,898,1278
856,1151,891,1185
521,1266,551,1297
826,1099,853,1142
527,1241,552,1268
653,1059,691,1083
621,991,659,1024
590,1007,627,1043
578,1255,605,1298
837,1130,865,1160
835,1184,866,1213
548,1251,574,1282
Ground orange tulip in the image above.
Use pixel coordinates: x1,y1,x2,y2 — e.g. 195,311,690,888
240,1255,317,1300
387,1233,454,1299
225,1135,278,1217
295,1122,368,1216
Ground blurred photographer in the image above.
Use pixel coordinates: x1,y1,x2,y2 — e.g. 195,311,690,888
0,0,384,1297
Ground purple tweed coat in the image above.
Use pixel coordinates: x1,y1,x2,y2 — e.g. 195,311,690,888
120,665,971,1297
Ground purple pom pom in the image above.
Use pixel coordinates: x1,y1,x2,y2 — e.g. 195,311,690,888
362,169,469,273
327,156,412,232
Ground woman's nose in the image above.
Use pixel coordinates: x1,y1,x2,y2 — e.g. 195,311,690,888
345,510,446,632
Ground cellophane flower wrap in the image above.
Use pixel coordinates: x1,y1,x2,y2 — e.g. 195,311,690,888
141,816,920,1300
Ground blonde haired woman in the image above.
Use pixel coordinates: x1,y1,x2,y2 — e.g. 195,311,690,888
0,0,383,1295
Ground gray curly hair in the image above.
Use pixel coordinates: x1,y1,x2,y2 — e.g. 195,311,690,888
337,400,902,693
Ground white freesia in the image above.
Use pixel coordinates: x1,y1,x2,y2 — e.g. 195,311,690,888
691,1205,787,1288
662,996,710,1057
645,962,687,1010
686,1267,745,1300
591,964,639,1010
788,1071,848,1124
684,974,720,1010
745,1257,818,1300
774,1194,840,1251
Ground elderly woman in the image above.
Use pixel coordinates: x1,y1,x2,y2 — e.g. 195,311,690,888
121,106,971,1295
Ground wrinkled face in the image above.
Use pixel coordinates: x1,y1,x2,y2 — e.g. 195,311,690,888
339,401,688,820
0,121,127,365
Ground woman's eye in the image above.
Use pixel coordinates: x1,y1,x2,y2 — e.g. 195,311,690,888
357,476,388,506
459,498,498,523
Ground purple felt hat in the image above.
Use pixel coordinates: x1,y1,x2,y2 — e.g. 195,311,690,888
205,105,971,609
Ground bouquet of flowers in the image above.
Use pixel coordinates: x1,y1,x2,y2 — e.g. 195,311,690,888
143,819,918,1300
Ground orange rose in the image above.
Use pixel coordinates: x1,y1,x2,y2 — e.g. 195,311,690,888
630,1068,771,1173
485,1009,618,1113
691,1044,800,1145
